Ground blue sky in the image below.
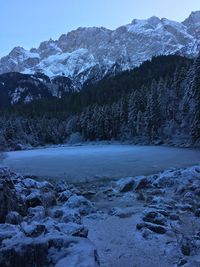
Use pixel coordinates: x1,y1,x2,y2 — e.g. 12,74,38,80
1,0,200,57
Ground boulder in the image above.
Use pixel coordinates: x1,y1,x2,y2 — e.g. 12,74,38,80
0,240,49,267
28,206,46,220
25,191,42,208
61,209,81,224
72,226,88,238
137,222,167,234
135,177,152,191
181,238,192,256
142,210,167,226
5,211,22,225
66,195,96,215
25,224,47,238
194,208,200,217
41,191,57,207
116,177,135,192
153,170,178,188
0,168,99,267
58,190,72,202
169,214,180,221
0,174,21,223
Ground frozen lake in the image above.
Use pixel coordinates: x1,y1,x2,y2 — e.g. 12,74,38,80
1,144,200,183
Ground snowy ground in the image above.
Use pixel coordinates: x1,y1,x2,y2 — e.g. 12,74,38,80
79,166,200,267
1,154,200,266
1,145,200,182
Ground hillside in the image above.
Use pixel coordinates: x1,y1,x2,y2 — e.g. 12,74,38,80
0,54,200,149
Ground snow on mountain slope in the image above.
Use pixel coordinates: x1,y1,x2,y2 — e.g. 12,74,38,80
0,11,200,91
35,49,98,78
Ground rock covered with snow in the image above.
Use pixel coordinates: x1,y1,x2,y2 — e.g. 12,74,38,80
0,169,25,223
0,168,99,267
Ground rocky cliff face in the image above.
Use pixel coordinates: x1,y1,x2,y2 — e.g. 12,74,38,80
0,11,200,92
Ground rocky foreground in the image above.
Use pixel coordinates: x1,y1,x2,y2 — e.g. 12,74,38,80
81,166,200,267
0,166,200,267
0,168,99,267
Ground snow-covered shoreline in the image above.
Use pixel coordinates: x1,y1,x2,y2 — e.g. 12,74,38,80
0,165,200,266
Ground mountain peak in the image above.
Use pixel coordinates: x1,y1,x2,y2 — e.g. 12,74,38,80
9,46,26,56
147,16,161,24
183,10,200,24
182,11,200,38
0,11,199,83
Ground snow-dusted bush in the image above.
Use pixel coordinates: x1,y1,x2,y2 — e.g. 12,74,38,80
68,132,82,144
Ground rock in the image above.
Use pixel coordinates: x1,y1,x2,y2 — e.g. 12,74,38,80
82,190,96,197
0,240,49,267
116,177,135,192
5,211,22,225
150,189,165,195
136,222,167,234
61,210,81,224
66,195,95,215
0,224,99,266
28,206,46,220
194,208,200,217
177,258,187,266
142,210,167,226
26,224,47,237
0,175,20,223
58,190,72,202
72,226,88,238
183,191,195,199
52,238,99,267
22,178,38,188
102,188,113,194
41,191,57,207
179,204,194,212
111,207,135,218
169,214,180,221
51,209,64,219
181,240,191,256
0,168,99,267
37,181,54,190
141,228,153,239
135,177,152,191
55,182,69,193
0,224,19,244
153,171,178,188
157,210,170,217
25,192,42,208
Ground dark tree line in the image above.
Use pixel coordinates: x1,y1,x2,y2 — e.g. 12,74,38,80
1,54,200,150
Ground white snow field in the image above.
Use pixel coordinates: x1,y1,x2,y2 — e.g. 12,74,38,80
1,144,200,182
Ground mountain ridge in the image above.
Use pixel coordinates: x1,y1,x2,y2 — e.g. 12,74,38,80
0,11,200,90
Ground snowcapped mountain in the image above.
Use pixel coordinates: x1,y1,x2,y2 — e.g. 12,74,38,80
0,11,200,94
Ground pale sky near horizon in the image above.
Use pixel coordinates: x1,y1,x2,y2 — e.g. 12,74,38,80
1,0,200,57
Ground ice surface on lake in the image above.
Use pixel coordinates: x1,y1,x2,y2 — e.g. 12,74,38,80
1,145,200,182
